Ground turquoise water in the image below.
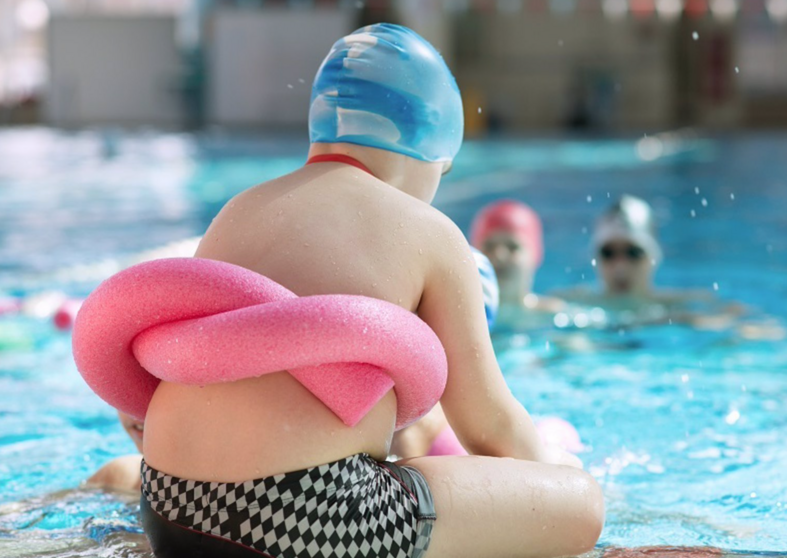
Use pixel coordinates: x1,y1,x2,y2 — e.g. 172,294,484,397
1,128,786,556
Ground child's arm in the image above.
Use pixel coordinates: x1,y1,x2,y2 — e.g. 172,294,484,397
418,216,579,468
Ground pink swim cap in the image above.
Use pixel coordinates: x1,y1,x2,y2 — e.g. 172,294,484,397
470,200,544,268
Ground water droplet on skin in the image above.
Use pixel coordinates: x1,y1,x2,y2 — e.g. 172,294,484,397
207,401,211,406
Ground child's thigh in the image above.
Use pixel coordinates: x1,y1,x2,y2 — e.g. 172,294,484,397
400,455,604,558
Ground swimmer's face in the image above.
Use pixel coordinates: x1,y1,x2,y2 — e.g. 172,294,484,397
118,412,144,453
597,240,653,295
481,232,536,293
482,233,532,275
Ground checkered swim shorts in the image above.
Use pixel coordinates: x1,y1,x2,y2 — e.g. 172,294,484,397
140,454,435,558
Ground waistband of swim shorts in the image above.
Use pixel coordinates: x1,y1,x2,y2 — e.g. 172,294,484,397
141,453,377,511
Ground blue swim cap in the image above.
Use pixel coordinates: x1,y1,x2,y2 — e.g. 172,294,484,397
472,247,500,329
309,24,464,163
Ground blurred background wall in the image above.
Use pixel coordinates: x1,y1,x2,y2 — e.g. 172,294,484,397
0,0,785,132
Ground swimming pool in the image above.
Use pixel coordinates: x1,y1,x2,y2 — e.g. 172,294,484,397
0,128,785,557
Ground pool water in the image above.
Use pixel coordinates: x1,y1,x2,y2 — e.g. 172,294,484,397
1,128,786,557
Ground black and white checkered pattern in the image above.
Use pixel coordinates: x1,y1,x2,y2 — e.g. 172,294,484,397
141,454,433,558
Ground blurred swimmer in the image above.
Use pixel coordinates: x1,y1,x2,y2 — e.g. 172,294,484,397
557,195,728,326
557,195,782,338
470,199,565,330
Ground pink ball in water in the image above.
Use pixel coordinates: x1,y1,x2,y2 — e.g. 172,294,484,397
53,299,83,331
535,417,584,454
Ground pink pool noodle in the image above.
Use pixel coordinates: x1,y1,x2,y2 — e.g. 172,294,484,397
427,424,467,457
72,258,447,430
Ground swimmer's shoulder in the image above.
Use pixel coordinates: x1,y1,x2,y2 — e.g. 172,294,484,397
655,288,717,306
550,285,597,304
